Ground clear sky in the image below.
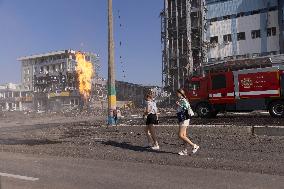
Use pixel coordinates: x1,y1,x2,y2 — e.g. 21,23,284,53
0,0,163,86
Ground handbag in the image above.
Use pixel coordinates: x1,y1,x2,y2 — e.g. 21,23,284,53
177,108,190,122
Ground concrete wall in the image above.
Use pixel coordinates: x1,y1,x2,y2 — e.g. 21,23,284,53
206,0,280,60
21,60,34,91
279,0,284,53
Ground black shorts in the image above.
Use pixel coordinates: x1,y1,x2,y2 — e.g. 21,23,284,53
146,114,157,125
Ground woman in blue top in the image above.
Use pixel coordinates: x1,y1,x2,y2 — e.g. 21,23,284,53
176,89,199,155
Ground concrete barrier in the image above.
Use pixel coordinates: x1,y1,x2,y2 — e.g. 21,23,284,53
110,124,284,136
252,126,284,136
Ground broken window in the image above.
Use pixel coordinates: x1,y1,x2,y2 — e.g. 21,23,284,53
251,30,261,39
237,32,246,41
210,36,218,44
269,7,277,12
223,34,232,43
210,17,218,22
223,15,231,20
251,10,260,15
267,27,277,37
236,12,244,18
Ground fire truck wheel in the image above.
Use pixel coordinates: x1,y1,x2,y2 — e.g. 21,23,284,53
269,101,284,118
196,103,212,118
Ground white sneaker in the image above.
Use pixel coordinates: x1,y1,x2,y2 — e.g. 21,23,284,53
192,145,200,154
151,145,160,150
178,149,188,156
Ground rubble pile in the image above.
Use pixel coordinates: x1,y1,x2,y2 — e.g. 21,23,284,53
59,107,107,118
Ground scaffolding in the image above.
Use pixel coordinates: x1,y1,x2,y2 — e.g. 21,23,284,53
161,0,206,95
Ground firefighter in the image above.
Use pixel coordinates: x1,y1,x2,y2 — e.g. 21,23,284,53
176,89,199,155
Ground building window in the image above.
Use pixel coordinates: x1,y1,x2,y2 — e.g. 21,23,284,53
223,15,231,20
251,30,261,39
210,17,217,22
267,27,277,37
269,6,278,12
223,34,232,43
237,32,246,41
251,10,260,15
210,36,218,44
236,12,245,18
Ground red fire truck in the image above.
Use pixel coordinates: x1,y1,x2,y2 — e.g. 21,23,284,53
186,65,284,118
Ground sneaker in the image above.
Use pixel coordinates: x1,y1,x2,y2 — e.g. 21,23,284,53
178,149,188,156
151,145,160,150
192,145,200,154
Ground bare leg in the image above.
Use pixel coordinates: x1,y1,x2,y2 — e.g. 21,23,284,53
148,124,158,145
178,126,195,147
144,125,152,145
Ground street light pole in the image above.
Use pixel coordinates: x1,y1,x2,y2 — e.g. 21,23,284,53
108,0,117,125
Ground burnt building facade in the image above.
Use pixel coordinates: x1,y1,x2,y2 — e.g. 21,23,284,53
0,83,33,111
18,50,100,111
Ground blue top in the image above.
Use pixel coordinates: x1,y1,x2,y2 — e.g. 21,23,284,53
177,97,190,113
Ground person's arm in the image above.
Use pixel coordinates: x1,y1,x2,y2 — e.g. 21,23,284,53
176,100,182,107
144,102,150,116
156,107,159,120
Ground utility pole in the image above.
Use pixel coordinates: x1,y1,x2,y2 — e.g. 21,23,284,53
108,0,117,125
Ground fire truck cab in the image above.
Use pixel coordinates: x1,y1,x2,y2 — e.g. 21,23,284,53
186,66,284,118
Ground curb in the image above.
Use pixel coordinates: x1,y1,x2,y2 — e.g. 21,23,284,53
252,126,284,136
107,124,284,136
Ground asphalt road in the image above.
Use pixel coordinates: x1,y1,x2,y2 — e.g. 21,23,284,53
0,152,283,189
0,113,283,188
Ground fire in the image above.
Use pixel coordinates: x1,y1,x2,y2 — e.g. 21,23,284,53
75,52,94,101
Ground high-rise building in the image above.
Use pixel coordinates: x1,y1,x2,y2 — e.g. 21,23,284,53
206,0,284,62
161,0,284,95
161,0,206,95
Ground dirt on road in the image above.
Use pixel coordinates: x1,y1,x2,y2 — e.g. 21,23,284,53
0,112,283,177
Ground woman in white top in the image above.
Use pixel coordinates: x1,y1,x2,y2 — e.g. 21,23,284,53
143,93,159,150
176,89,199,155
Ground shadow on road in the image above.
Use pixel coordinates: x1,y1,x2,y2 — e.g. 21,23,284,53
102,140,176,155
0,138,62,146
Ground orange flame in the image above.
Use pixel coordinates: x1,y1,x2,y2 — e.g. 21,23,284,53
75,52,94,101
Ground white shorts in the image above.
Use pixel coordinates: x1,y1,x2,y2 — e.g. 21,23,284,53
179,119,190,127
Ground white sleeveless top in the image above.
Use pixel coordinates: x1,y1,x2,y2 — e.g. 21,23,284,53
146,100,157,115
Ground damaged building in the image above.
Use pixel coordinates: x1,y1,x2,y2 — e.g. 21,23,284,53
161,0,206,95
115,81,159,107
92,78,161,108
0,83,33,111
206,0,284,62
161,0,284,96
18,50,100,111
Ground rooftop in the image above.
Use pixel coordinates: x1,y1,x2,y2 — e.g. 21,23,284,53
17,49,77,61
